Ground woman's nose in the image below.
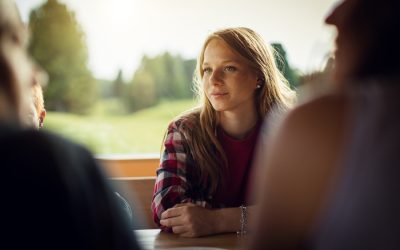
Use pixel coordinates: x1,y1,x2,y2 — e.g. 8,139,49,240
325,0,350,27
209,69,223,85
325,4,339,26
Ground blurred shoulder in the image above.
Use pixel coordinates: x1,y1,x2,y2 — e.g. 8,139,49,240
30,129,91,157
283,93,349,133
168,107,201,132
0,126,95,170
268,93,351,155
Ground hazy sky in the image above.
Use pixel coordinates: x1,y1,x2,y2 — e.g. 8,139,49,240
15,0,340,81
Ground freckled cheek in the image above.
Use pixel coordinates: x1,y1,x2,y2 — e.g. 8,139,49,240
202,79,211,94
10,50,34,87
12,51,35,116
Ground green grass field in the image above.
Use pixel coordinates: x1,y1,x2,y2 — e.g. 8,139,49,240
43,99,198,154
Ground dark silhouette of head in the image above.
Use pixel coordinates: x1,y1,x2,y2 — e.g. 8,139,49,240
326,0,400,83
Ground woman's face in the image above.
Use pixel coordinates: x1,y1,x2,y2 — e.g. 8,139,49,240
202,38,259,116
325,0,362,83
0,1,35,122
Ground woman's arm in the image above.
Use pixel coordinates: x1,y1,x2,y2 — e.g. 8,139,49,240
151,121,210,230
160,203,256,237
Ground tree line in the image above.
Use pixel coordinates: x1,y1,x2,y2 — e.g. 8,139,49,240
28,0,301,114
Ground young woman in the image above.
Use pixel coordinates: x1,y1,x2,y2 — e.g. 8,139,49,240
151,27,295,237
249,0,400,249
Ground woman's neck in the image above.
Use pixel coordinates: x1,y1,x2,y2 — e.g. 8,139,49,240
219,109,258,140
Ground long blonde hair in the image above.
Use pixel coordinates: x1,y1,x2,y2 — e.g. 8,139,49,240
176,27,295,193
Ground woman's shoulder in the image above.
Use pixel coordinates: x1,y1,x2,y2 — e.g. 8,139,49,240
272,92,350,151
168,108,201,132
286,93,348,128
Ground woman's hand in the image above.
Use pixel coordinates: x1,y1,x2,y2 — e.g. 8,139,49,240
160,203,217,237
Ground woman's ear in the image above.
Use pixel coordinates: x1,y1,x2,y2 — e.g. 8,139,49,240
39,109,46,128
256,76,264,89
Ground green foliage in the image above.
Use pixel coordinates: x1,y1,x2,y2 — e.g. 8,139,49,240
112,69,125,98
28,0,98,114
43,99,198,154
124,52,196,112
90,98,129,116
98,78,114,98
126,70,157,111
271,43,300,89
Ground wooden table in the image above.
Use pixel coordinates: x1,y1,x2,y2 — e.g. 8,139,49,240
135,229,248,250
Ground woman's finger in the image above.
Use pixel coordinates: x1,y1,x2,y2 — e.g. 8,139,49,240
174,202,195,208
171,225,187,234
160,215,182,227
161,207,181,219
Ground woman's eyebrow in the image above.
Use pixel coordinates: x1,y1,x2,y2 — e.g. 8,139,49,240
220,59,240,64
203,59,240,66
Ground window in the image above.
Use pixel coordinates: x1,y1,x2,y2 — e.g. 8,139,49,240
16,0,338,155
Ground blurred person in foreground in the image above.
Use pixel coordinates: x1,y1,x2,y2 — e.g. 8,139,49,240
0,0,140,249
249,0,400,249
21,67,135,228
152,27,296,237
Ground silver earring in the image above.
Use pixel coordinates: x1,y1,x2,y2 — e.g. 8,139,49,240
256,84,261,89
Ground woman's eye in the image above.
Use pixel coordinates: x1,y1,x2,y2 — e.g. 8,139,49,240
8,32,23,47
203,67,212,74
224,66,236,72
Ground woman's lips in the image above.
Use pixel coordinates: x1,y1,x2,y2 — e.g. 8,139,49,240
211,92,228,97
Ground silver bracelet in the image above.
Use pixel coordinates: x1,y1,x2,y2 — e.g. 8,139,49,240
237,205,248,235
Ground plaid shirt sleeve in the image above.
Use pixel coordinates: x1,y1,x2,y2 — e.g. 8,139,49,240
151,121,209,231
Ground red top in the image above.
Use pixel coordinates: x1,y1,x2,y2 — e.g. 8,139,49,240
213,122,261,207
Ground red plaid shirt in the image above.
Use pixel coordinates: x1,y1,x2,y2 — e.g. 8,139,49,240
151,119,212,230
151,118,260,231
